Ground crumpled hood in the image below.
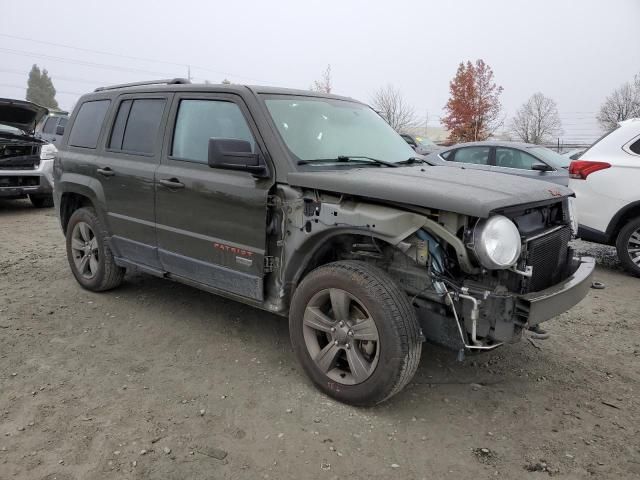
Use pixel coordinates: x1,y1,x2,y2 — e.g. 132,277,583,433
0,98,49,134
287,165,572,218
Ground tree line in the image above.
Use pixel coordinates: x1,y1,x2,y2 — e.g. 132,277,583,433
22,62,640,143
312,63,640,144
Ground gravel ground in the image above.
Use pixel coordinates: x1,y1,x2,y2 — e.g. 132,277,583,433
1,199,639,480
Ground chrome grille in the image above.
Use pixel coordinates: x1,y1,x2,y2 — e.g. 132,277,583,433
525,226,572,292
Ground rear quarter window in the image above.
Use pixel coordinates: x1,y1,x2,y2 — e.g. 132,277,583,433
68,100,111,149
629,138,640,155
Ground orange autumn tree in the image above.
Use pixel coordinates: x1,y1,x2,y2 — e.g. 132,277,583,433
442,59,503,142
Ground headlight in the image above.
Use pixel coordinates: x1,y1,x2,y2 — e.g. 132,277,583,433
40,143,57,160
473,215,521,269
568,197,578,236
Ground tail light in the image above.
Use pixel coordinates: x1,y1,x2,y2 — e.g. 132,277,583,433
569,160,611,180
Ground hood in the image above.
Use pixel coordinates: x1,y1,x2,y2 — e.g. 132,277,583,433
0,98,49,135
287,165,572,218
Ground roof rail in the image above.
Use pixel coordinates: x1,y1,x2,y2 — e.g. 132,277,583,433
94,78,191,92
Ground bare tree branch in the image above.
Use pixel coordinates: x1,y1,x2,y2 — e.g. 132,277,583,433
509,93,563,144
597,74,640,131
310,65,332,94
370,84,417,132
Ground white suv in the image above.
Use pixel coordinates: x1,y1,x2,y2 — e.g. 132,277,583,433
569,119,640,276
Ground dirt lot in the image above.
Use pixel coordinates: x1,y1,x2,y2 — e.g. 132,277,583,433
0,199,639,480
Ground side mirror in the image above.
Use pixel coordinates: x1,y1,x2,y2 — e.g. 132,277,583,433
208,138,267,176
55,124,65,136
531,163,553,172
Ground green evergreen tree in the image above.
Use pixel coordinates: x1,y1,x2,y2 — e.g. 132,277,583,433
26,64,59,109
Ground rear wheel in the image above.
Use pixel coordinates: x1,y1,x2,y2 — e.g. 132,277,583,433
616,217,640,277
65,207,125,291
289,261,422,406
29,194,54,208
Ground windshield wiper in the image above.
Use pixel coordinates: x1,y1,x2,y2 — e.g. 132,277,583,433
396,156,427,165
298,155,399,167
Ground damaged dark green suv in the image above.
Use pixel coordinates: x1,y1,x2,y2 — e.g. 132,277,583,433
54,79,595,405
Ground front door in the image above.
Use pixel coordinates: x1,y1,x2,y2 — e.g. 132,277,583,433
155,93,272,301
492,147,552,181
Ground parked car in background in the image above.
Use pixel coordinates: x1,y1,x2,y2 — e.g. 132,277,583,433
569,119,640,276
0,98,57,208
37,111,69,144
400,133,440,155
425,141,571,186
53,79,593,405
563,148,587,161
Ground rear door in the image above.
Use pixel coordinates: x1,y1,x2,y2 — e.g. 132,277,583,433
447,146,493,172
94,93,171,268
155,92,272,300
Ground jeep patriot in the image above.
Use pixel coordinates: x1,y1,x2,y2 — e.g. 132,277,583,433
53,79,595,405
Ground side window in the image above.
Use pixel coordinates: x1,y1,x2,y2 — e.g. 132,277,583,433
441,150,453,160
452,146,490,165
42,117,58,134
495,147,543,170
629,138,640,155
172,99,255,164
68,100,111,149
57,117,68,128
109,99,166,154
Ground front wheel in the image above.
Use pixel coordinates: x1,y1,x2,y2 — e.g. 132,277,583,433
289,261,422,406
616,217,640,277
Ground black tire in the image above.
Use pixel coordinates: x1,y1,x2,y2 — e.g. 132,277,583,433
289,261,422,406
65,207,125,291
29,194,54,208
616,216,640,277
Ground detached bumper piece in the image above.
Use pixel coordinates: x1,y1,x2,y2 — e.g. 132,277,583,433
517,256,595,326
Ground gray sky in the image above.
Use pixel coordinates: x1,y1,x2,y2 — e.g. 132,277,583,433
2,0,639,143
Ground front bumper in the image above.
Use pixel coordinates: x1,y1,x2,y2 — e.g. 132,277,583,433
518,256,595,326
0,159,54,198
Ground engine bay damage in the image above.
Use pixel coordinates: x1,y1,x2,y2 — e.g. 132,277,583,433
265,186,590,354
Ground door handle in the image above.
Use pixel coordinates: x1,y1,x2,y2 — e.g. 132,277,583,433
97,167,115,177
159,178,185,189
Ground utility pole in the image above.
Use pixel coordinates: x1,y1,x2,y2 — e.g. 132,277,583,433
187,65,192,82
425,110,429,136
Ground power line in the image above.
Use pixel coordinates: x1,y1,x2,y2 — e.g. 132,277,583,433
0,67,105,86
0,33,189,68
0,47,179,77
0,33,273,84
0,82,85,96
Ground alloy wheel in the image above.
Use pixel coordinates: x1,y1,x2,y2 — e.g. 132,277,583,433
70,221,99,279
302,288,380,385
628,227,640,266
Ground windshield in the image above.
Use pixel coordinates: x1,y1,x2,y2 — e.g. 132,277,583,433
527,146,571,168
414,136,436,147
263,96,416,163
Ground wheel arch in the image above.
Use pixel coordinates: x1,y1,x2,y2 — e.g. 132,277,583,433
58,178,107,235
606,200,640,243
282,227,399,295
